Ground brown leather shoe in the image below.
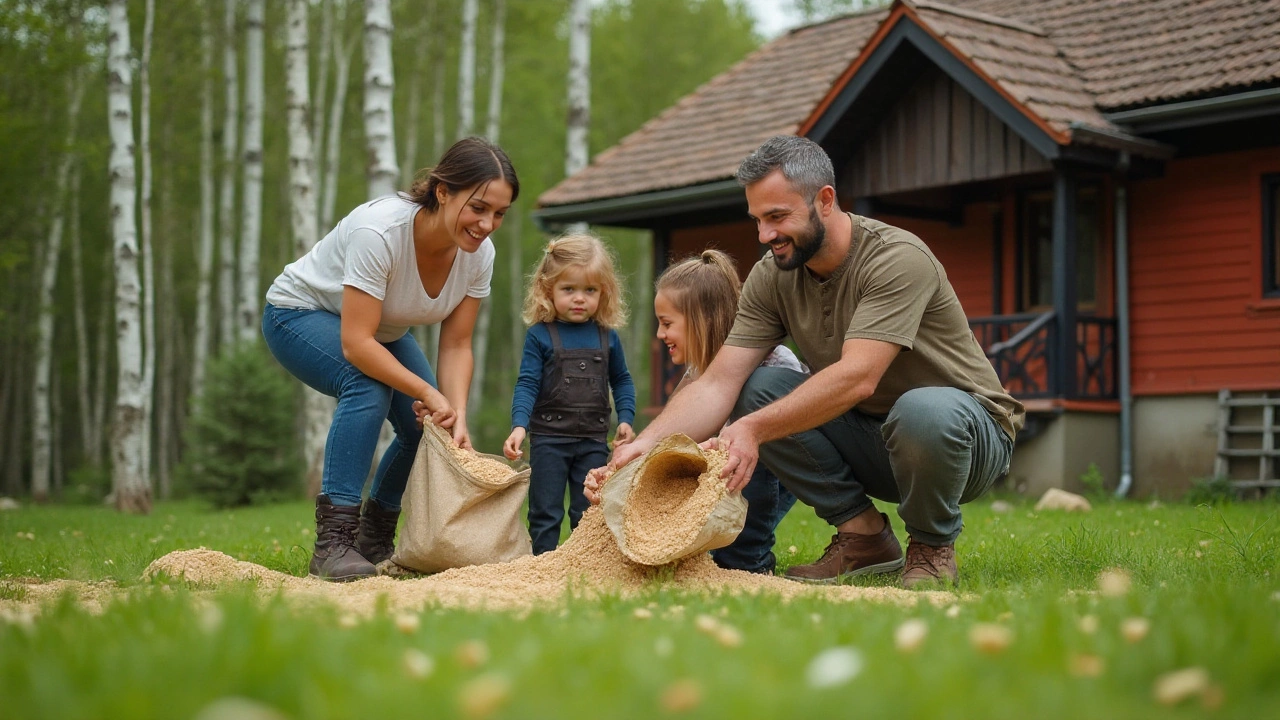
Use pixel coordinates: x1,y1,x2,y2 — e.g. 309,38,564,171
902,538,958,589
783,512,904,584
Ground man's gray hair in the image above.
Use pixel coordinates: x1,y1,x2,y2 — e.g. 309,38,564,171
735,135,835,201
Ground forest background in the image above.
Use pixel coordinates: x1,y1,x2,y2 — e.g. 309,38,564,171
0,0,875,511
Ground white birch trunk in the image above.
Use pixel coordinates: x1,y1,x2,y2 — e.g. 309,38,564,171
288,0,335,497
457,0,477,138
565,0,591,178
192,0,216,403
322,6,354,229
32,71,86,503
218,0,240,350
363,0,398,199
237,0,265,343
107,0,150,514
139,0,156,489
466,0,505,414
70,161,93,466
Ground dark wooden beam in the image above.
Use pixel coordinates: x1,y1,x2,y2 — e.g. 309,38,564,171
1052,171,1078,398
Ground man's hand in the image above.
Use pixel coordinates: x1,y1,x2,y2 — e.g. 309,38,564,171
503,427,527,460
703,419,760,493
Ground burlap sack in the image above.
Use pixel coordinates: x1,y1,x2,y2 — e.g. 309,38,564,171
600,434,747,566
391,421,532,573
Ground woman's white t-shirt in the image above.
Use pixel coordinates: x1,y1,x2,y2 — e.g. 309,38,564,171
266,195,494,342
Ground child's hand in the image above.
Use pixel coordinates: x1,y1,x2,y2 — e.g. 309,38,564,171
503,427,527,461
612,423,635,448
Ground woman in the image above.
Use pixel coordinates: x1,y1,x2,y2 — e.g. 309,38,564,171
262,136,518,582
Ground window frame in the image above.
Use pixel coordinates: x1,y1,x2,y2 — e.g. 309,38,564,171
1264,173,1280,299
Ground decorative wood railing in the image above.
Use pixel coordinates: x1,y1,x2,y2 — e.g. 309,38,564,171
968,311,1117,401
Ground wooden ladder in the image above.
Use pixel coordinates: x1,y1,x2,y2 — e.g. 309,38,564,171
1215,389,1280,494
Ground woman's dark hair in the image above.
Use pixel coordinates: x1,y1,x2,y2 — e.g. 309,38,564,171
406,136,519,212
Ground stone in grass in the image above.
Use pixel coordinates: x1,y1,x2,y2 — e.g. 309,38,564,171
1152,667,1211,706
989,499,1014,514
0,497,19,511
806,647,864,688
1034,488,1092,512
193,697,289,720
661,679,703,712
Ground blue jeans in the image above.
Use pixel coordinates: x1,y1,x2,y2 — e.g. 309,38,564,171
262,303,436,509
734,367,1013,546
527,435,608,555
711,463,796,573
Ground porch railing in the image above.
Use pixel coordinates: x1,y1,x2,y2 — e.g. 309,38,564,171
968,312,1117,401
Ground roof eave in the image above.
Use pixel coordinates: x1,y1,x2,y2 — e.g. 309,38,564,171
1103,87,1280,133
531,179,743,231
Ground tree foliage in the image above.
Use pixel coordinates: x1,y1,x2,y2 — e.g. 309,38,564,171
182,344,302,508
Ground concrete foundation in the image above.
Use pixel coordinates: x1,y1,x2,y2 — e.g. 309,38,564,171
1131,394,1220,498
1006,411,1120,497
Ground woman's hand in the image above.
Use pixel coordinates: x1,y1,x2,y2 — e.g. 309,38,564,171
612,423,635,449
412,388,456,429
451,422,472,450
503,427,527,460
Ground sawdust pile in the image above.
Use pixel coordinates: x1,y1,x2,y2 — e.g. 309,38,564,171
136,507,941,615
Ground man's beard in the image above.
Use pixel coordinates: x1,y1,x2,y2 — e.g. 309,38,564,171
771,205,826,271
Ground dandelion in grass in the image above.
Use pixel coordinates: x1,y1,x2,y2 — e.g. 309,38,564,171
403,649,434,680
660,679,702,712
894,619,928,653
1068,653,1104,678
788,545,798,555
456,640,490,669
806,647,864,688
1120,617,1150,643
1097,568,1132,597
395,613,420,634
633,607,653,620
694,614,719,634
714,625,743,648
1153,667,1210,706
458,673,510,718
969,623,1013,654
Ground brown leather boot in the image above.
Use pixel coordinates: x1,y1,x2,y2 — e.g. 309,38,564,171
309,494,376,582
902,538,958,589
355,499,400,566
783,512,904,584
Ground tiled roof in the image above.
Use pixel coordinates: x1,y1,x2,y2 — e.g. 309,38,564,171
540,0,1280,207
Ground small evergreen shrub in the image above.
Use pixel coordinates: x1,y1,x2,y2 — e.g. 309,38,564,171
1184,476,1236,506
1079,462,1106,499
182,344,302,508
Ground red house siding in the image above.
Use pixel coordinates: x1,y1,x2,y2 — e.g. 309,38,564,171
1129,147,1280,396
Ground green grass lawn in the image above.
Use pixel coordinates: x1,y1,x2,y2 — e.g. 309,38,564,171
2,494,1278,719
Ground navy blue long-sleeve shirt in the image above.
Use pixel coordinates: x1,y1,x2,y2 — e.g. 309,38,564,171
510,320,636,431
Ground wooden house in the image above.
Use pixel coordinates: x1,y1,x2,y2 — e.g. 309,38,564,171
533,0,1280,497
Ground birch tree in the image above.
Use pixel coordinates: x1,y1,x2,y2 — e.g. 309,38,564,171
564,0,590,233
192,0,216,402
363,0,398,199
467,0,505,414
287,0,334,497
32,71,85,503
107,0,150,513
237,0,265,343
218,0,239,349
321,0,355,228
139,0,156,487
457,0,477,137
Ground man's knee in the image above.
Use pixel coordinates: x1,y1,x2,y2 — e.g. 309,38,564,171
883,387,971,449
732,366,805,420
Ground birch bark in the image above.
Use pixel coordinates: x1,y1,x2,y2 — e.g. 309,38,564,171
32,71,86,503
107,0,150,513
237,0,265,343
363,0,399,199
192,0,217,402
218,0,240,349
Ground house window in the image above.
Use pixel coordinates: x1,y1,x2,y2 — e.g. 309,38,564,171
1019,186,1100,311
1266,174,1280,298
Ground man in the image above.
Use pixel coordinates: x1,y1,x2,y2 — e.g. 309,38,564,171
588,135,1023,588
